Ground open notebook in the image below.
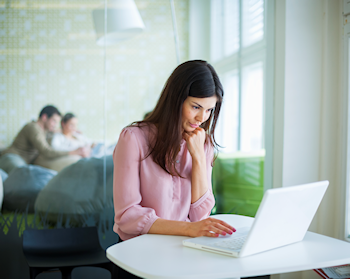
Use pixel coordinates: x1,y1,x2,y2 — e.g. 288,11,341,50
183,180,329,257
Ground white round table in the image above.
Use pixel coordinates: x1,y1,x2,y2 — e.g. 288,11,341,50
106,214,350,279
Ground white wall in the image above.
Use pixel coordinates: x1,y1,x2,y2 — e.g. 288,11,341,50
282,0,323,187
272,0,342,279
317,0,344,242
1,0,190,146
281,0,342,237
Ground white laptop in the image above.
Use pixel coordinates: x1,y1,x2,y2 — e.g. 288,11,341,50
183,180,329,257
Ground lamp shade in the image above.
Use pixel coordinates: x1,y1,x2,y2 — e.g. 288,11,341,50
92,0,145,46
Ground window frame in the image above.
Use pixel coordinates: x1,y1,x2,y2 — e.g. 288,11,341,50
188,0,274,193
343,13,350,242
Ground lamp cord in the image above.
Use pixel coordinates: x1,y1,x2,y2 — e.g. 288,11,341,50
170,0,180,64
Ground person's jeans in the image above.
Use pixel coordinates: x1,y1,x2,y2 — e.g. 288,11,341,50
0,153,27,174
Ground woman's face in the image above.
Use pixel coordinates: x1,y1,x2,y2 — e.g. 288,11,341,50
181,96,217,133
62,117,78,134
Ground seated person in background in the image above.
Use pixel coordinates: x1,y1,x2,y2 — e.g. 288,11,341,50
0,105,88,174
51,113,117,158
51,113,94,155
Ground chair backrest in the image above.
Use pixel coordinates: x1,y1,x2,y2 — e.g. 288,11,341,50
23,227,102,255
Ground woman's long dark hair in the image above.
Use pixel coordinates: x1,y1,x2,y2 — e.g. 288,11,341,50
61,113,75,130
131,60,224,176
61,113,75,124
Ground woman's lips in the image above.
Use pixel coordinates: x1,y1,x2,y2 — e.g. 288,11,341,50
189,123,199,128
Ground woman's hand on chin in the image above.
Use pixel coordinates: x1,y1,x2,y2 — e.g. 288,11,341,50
182,127,206,161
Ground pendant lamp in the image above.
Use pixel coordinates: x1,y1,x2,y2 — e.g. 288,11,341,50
92,0,145,46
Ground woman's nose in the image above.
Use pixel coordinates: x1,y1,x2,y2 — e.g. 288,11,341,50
196,111,206,123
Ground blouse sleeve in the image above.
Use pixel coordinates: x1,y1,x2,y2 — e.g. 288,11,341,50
188,143,216,221
113,128,159,238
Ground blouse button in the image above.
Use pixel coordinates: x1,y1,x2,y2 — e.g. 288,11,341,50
176,160,179,163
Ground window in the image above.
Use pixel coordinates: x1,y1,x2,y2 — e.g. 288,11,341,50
215,70,239,153
205,0,268,217
211,0,266,153
241,62,264,151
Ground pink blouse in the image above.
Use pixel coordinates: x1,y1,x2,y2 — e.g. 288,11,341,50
113,125,215,240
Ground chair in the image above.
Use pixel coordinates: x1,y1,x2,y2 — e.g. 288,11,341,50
22,226,117,279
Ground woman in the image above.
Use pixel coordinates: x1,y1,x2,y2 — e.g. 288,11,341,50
51,113,93,154
113,60,235,243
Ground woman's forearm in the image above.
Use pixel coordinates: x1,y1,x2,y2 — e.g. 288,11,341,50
191,155,208,203
148,217,236,238
148,218,190,236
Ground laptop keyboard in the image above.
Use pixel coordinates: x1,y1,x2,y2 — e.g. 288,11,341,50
214,235,247,250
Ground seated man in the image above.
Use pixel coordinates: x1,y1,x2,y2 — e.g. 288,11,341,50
0,105,88,173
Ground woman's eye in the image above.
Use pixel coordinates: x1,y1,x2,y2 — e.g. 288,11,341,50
193,106,199,110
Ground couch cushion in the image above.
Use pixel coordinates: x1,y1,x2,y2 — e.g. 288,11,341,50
3,165,57,212
0,153,27,174
0,168,8,182
34,155,114,225
33,154,82,172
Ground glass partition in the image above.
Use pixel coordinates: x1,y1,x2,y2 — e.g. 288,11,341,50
0,0,273,277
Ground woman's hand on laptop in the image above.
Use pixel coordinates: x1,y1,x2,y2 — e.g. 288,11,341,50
187,217,236,237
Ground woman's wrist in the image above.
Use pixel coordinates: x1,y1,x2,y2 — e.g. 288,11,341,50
191,151,206,165
190,151,208,203
186,222,198,237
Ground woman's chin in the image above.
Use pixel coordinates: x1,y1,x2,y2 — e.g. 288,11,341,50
183,126,196,133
